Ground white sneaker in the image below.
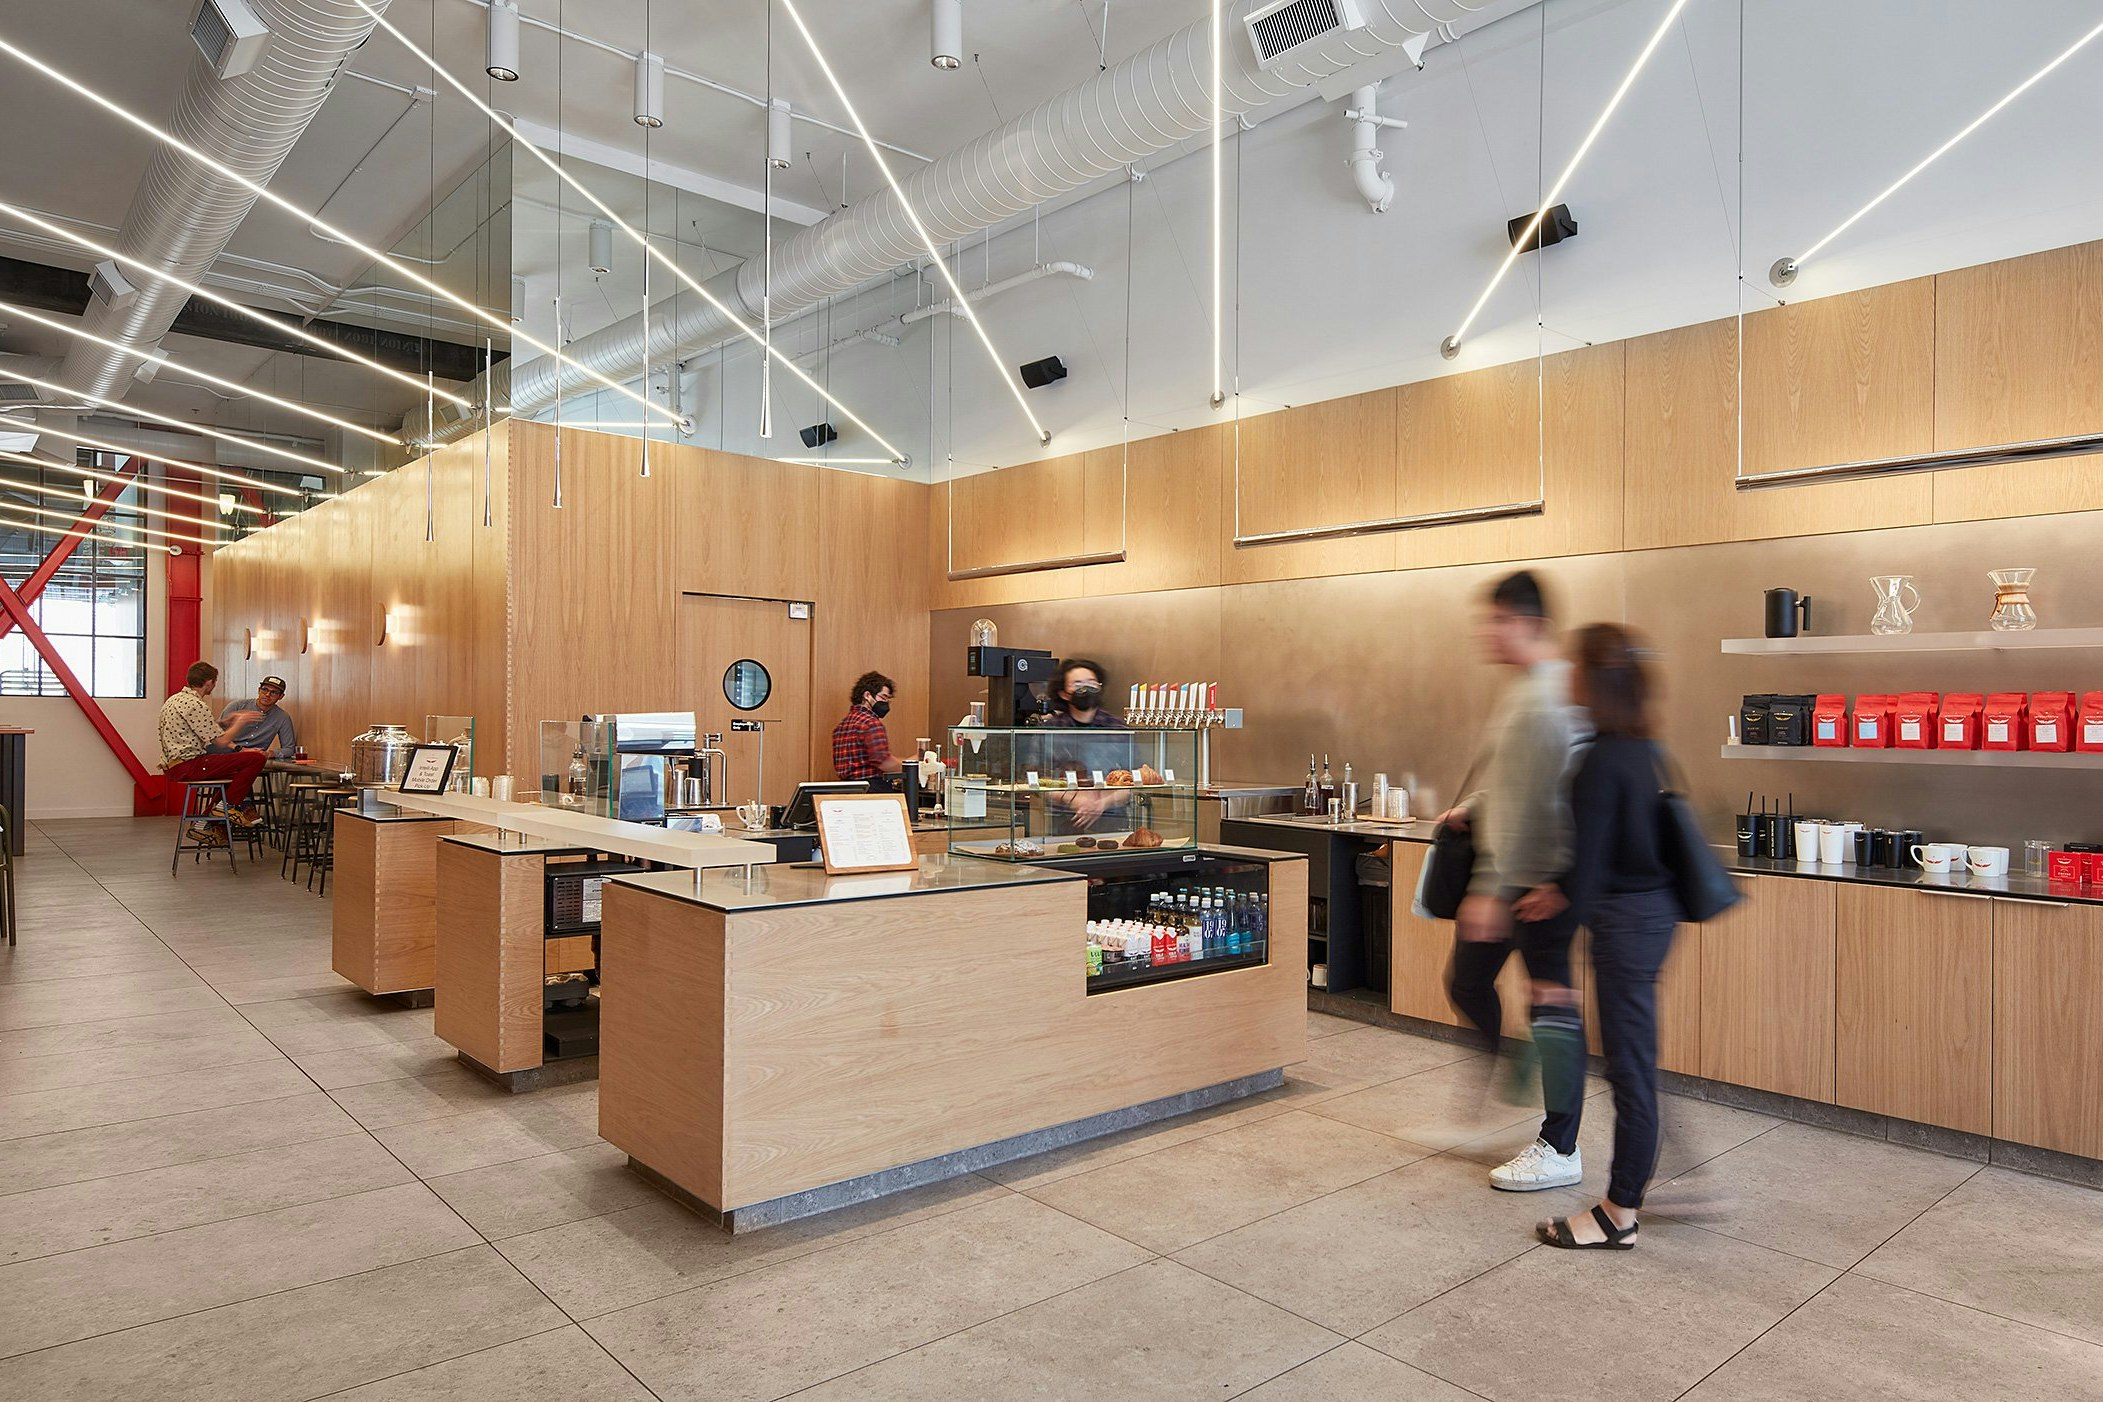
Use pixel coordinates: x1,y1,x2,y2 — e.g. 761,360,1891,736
1489,1137,1582,1191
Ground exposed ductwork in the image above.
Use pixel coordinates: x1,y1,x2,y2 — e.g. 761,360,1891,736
417,0,1541,445
48,0,393,404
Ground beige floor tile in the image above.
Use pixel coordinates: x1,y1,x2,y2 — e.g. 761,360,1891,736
583,1193,1151,1400
1304,1056,1556,1150
326,1060,520,1130
212,971,364,1005
0,1091,360,1193
1306,1010,1363,1040
978,1091,1298,1191
1854,1166,2103,1345
0,947,187,986
497,1172,1010,1318
1364,1217,1837,1402
327,1325,656,1401
0,1004,258,1062
0,1027,284,1096
1173,1152,1564,1335
0,1246,566,1402
1279,1025,1484,1104
1241,1340,1480,1400
0,977,221,1032
1682,1274,2103,1401
1448,1089,1781,1190
253,1011,441,1057
1025,1109,1433,1254
289,1036,463,1090
0,1132,407,1263
0,1058,316,1142
369,1085,605,1177
427,1141,666,1240
798,1257,1340,1400
0,1180,479,1358
1648,1121,1982,1268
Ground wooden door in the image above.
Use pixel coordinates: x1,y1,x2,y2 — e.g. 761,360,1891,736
1993,898,2103,1158
676,594,813,810
1699,876,1837,1103
1835,886,1992,1134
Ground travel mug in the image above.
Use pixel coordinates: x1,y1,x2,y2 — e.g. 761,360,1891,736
1794,821,1821,861
1818,825,1849,864
1764,588,1811,638
1853,829,1874,866
1897,830,1925,869
1870,829,1897,868
1736,812,1757,858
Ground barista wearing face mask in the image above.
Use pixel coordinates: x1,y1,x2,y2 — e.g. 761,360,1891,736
832,670,905,787
1044,659,1130,830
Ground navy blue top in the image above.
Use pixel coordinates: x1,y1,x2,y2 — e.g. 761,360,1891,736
1561,734,1673,921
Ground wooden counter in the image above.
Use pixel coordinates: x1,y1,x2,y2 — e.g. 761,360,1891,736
330,807,483,1000
598,852,1309,1229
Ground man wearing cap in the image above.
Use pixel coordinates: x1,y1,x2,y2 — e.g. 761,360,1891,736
221,675,296,756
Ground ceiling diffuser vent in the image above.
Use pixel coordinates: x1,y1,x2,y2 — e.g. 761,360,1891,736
0,383,39,404
1244,0,1365,70
191,0,271,81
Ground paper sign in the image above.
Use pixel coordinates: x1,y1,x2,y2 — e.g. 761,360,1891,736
814,794,917,874
1091,770,1106,786
1064,770,1079,788
1162,769,1176,782
1025,770,1040,787
1988,721,2010,743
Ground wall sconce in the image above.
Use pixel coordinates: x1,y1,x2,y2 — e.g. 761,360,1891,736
299,618,311,655
377,608,391,647
243,627,253,660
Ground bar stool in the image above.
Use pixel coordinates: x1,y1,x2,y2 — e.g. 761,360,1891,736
171,780,241,876
254,769,290,850
304,788,354,894
281,780,334,881
0,803,15,945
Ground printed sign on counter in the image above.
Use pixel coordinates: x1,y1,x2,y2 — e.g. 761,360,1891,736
815,793,918,874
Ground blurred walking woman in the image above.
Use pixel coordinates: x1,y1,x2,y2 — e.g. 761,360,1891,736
1535,624,1681,1251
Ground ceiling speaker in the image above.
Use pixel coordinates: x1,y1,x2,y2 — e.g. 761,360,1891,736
1018,355,1068,390
799,422,838,449
1507,204,1578,254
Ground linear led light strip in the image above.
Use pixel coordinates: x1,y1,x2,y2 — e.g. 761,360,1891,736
777,0,1052,447
0,508,177,555
1441,0,1695,359
0,371,350,481
0,299,392,450
0,490,223,546
1771,14,2103,286
0,447,264,513
0,199,474,410
0,36,680,435
773,456,896,466
347,3,910,463
0,416,303,500
0,451,241,529
1210,0,1224,409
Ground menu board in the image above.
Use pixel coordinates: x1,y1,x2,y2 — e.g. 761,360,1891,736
814,793,918,874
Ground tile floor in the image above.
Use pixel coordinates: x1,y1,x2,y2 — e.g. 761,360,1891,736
3,817,2101,1400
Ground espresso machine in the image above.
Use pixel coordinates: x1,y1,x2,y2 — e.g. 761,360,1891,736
966,642,1055,726
584,711,697,822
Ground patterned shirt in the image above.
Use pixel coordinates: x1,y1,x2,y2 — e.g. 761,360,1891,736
831,706,894,780
157,688,221,768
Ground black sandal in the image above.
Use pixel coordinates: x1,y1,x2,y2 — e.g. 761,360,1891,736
1537,1204,1639,1251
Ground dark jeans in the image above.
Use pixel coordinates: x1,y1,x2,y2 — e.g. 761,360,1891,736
1589,888,1680,1209
165,750,268,808
1448,903,1582,1155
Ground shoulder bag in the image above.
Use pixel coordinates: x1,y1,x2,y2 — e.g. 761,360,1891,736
1653,745,1742,923
1411,759,1482,921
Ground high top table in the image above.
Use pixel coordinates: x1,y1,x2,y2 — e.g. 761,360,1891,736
0,728,29,855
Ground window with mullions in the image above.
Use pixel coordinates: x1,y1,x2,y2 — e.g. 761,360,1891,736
0,456,149,698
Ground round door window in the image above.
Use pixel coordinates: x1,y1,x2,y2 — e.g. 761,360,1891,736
724,659,772,710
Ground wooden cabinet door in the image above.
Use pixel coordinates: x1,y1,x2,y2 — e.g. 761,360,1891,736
1385,841,1553,1043
1835,886,1993,1134
1699,877,1836,1102
1993,898,2103,1158
1583,923,1701,1076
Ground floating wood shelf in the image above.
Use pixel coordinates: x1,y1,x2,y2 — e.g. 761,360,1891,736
1720,745,2103,770
1721,628,2103,655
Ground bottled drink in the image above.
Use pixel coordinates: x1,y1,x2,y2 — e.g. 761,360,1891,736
1318,755,1336,813
1303,755,1321,815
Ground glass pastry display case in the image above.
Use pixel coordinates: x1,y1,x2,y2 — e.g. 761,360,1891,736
425,715,476,791
1049,848,1278,994
947,725,1199,860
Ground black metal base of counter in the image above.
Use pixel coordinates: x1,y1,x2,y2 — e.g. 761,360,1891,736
457,1048,601,1094
377,988,434,1010
637,1067,1286,1235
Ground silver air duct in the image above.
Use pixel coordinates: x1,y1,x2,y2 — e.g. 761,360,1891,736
49,0,393,404
417,0,1537,444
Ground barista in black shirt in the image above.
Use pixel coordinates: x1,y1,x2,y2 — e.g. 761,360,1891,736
1042,659,1130,831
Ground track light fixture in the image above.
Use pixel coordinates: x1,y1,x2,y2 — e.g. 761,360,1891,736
768,98,793,170
634,50,664,127
485,0,520,81
931,0,962,69
588,221,614,276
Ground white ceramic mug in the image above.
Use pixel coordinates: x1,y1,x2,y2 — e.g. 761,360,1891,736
491,775,514,802
1967,845,2010,877
1911,842,1964,874
736,800,768,831
1818,824,1851,864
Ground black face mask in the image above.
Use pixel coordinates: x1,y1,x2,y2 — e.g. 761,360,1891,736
868,700,891,718
1067,685,1102,708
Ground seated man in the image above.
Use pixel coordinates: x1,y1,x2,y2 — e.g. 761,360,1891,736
221,675,295,755
158,660,267,844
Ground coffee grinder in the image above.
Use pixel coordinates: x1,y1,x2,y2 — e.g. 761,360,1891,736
966,642,1055,726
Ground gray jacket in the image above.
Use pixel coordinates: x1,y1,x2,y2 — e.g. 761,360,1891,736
1463,659,1586,901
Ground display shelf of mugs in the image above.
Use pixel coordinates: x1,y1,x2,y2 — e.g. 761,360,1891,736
1721,744,2103,770
1721,627,2103,655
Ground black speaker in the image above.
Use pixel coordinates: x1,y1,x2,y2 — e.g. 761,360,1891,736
1507,204,1577,254
798,422,838,449
1018,355,1067,390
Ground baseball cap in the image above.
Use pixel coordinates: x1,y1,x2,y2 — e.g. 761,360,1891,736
259,676,287,693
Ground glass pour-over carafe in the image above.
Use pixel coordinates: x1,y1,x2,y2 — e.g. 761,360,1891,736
1989,568,2038,631
1868,575,1920,635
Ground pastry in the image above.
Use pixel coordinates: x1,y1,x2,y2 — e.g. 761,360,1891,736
1122,828,1163,849
1136,764,1165,785
1104,769,1134,786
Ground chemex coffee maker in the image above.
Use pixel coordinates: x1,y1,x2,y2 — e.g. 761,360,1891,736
965,620,1055,726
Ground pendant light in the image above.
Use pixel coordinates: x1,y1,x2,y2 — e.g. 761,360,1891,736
485,0,520,81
